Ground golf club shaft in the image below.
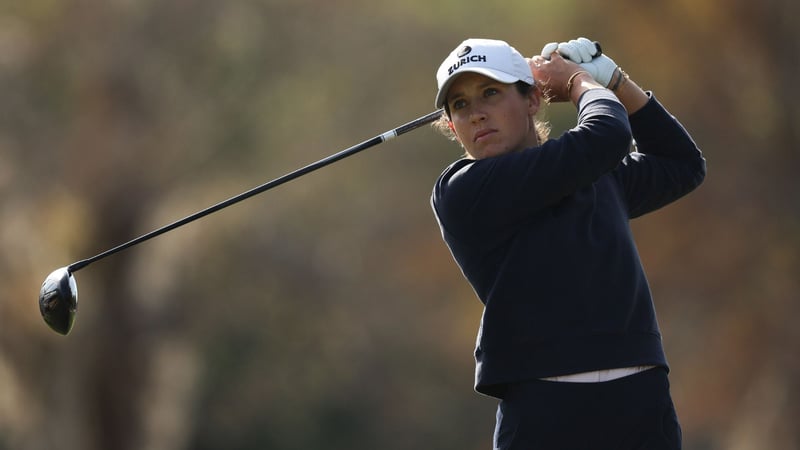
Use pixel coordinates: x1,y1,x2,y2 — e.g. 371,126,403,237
67,109,444,273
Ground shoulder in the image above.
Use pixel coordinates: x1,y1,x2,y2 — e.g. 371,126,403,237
434,158,475,190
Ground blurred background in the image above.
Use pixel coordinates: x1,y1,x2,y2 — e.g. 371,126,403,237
1,0,798,449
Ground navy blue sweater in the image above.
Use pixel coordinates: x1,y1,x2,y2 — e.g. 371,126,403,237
431,89,706,398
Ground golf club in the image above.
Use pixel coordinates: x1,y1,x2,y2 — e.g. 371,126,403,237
39,109,444,335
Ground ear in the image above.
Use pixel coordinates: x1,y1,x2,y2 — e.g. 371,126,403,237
448,120,462,143
527,85,542,116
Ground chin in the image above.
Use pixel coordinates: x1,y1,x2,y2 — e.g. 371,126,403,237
481,146,515,159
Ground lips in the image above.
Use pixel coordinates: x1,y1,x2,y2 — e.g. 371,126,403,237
473,129,497,143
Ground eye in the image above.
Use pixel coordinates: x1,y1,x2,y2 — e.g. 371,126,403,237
484,87,499,97
451,98,467,111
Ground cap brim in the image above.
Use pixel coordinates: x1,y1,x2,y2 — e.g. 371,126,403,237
435,68,521,108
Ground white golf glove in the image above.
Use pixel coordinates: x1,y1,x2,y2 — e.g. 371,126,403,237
541,37,618,87
540,42,559,59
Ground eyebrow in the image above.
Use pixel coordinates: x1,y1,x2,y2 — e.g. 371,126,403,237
447,80,501,103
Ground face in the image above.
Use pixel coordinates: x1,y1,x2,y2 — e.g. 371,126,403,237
445,72,541,160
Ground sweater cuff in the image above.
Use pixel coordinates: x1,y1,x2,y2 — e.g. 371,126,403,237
628,91,663,125
577,88,621,110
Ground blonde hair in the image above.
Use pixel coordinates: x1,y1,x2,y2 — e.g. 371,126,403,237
433,81,551,151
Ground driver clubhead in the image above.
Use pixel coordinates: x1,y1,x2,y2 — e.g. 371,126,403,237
39,267,78,335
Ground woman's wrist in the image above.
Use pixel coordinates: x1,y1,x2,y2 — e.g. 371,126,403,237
610,71,648,114
609,67,629,92
566,70,589,97
568,71,604,104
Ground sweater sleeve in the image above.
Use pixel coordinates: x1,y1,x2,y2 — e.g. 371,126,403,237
433,89,632,243
613,93,707,218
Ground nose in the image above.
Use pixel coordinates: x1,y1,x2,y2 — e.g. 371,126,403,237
469,107,487,123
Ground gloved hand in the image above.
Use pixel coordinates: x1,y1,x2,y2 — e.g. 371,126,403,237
540,37,618,87
540,42,559,59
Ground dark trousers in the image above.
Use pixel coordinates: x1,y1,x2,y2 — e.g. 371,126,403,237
493,368,681,450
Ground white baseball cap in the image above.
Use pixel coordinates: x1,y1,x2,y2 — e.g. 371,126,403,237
435,38,534,108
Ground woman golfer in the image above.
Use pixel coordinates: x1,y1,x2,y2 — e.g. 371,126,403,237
431,37,705,449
